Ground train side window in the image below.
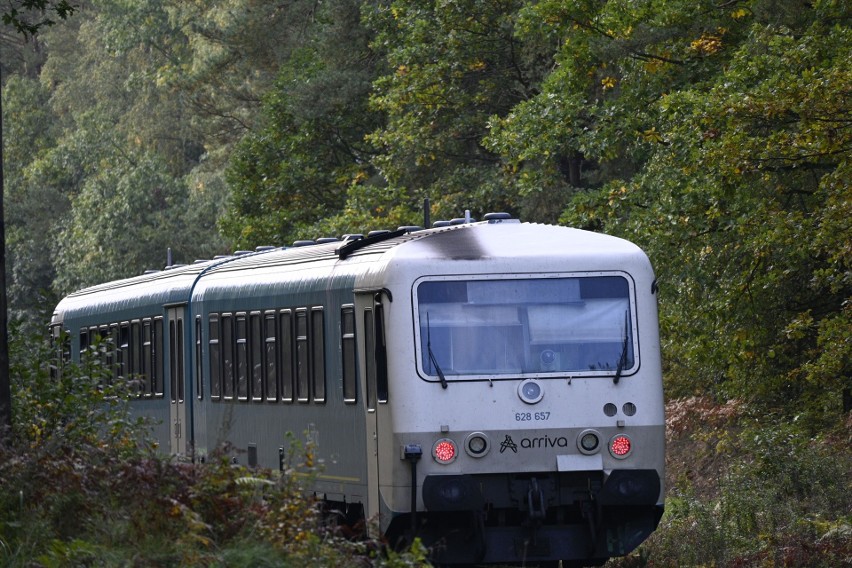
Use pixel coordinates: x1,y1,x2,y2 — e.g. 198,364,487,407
49,324,66,380
79,328,89,358
131,320,142,394
364,308,376,411
108,324,118,385
375,304,389,403
169,317,186,403
169,320,177,403
177,318,185,402
235,313,249,401
264,311,278,402
119,322,130,382
341,306,357,404
142,319,152,396
311,307,326,403
209,314,221,400
195,316,203,400
250,311,263,402
295,308,309,403
97,325,109,366
279,309,294,403
89,327,100,366
222,313,234,399
153,317,164,397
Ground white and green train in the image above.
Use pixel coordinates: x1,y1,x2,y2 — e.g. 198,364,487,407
51,215,665,566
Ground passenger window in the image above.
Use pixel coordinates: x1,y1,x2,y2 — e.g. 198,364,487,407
295,309,309,402
142,319,152,396
79,328,89,357
311,307,326,403
195,316,203,400
250,312,263,402
131,320,142,391
109,324,119,385
264,311,277,402
235,313,248,401
119,322,130,382
279,310,294,402
153,317,163,396
222,314,234,399
208,314,221,400
341,306,357,403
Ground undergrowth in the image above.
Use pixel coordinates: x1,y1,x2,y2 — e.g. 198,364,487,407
2,336,849,566
608,397,852,567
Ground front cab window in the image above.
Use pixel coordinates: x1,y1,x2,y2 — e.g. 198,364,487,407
415,274,636,381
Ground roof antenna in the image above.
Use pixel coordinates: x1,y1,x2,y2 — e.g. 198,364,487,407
166,247,173,268
464,209,471,224
423,197,431,229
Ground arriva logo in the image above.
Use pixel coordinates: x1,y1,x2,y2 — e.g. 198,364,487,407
520,435,569,449
499,434,571,453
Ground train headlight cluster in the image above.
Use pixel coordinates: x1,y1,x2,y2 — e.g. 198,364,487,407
432,438,458,464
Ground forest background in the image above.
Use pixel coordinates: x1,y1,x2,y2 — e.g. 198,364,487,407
0,0,849,565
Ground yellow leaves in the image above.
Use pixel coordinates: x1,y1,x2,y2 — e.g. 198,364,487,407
601,76,617,90
690,30,726,55
607,185,629,207
468,60,487,72
396,64,408,76
731,8,749,19
644,57,665,74
642,126,663,143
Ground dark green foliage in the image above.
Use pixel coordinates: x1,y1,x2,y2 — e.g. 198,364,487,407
615,398,852,567
1,0,849,563
0,333,432,566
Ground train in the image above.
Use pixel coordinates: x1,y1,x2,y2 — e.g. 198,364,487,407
50,214,665,566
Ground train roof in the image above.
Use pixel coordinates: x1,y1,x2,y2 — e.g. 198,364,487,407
52,220,651,324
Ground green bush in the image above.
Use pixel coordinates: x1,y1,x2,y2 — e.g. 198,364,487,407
610,400,852,567
0,334,411,566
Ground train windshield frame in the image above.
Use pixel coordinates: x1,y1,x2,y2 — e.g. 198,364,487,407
413,272,639,381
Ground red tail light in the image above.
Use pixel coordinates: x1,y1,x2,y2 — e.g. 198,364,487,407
432,438,458,464
609,434,632,458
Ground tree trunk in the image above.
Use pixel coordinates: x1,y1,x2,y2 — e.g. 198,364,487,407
0,68,11,434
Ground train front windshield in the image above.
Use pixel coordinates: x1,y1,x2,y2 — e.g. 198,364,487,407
416,275,636,378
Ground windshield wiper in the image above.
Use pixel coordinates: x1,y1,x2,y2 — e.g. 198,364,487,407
426,312,448,389
614,310,630,385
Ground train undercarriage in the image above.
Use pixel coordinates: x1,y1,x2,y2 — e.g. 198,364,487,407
384,469,663,566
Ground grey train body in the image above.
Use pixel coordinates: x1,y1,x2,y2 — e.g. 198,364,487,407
51,218,665,566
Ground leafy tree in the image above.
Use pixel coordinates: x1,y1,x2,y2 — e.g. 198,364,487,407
53,151,199,291
0,0,76,434
551,0,851,425
365,0,552,223
35,1,227,293
221,0,384,247
1,0,74,39
2,76,67,329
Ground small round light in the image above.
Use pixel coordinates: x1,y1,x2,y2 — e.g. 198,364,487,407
577,430,601,454
622,402,637,416
518,379,544,404
465,432,490,457
609,434,632,458
432,438,458,464
603,403,618,417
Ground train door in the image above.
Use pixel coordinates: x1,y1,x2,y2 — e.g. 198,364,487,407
358,292,384,520
167,305,188,457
